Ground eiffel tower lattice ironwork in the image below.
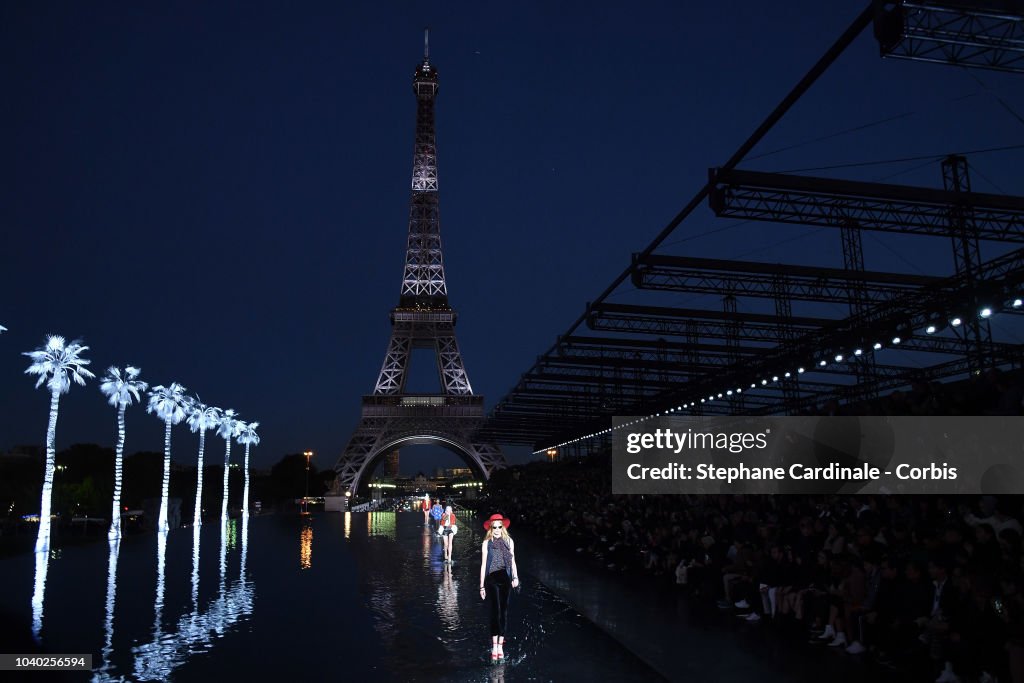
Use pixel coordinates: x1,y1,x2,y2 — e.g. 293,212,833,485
333,33,505,496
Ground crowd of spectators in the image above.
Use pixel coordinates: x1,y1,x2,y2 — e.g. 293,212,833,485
482,370,1024,683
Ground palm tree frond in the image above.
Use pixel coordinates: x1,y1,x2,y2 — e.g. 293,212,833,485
23,334,94,395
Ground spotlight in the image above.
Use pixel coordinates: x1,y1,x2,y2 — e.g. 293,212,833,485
761,379,768,385
834,353,844,363
951,316,962,327
1013,298,1022,309
726,390,733,396
772,375,779,382
854,348,863,356
797,367,805,374
784,371,791,378
873,342,883,350
891,335,901,345
980,307,993,319
923,312,946,335
819,360,827,367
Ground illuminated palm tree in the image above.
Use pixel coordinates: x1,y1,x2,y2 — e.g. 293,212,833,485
215,409,242,521
23,335,95,552
99,366,148,540
237,422,259,518
186,400,222,528
147,383,188,533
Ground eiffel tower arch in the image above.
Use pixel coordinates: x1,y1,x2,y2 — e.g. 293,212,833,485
333,32,506,497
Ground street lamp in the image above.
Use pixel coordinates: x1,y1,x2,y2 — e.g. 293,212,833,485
546,448,557,462
303,450,314,512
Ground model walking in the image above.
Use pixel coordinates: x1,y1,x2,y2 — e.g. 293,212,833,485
479,513,519,661
440,505,457,563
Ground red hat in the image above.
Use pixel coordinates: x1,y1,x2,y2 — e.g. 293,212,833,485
483,513,511,530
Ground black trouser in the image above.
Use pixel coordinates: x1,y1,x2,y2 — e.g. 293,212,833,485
485,569,512,637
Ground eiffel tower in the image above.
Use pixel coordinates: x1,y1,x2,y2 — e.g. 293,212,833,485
333,32,505,497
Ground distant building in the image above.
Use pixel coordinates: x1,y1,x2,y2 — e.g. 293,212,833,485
385,450,400,478
434,466,472,479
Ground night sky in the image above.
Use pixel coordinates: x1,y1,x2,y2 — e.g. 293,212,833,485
2,2,1022,473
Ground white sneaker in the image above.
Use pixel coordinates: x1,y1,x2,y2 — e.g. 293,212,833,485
734,599,750,609
816,625,836,640
935,662,960,683
845,641,866,654
827,633,847,647
745,613,761,622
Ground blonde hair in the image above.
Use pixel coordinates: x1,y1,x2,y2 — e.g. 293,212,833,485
484,527,513,543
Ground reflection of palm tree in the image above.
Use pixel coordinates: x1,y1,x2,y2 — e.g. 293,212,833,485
23,335,95,552
99,366,148,540
237,422,260,519
96,539,121,679
186,401,222,528
154,531,167,643
132,518,254,681
147,383,188,533
31,546,48,642
215,410,242,522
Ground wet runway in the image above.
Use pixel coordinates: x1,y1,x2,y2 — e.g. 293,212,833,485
344,510,661,681
0,512,659,682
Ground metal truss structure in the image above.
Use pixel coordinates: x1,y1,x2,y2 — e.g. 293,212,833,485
334,36,505,494
480,4,1024,452
874,1,1024,73
708,168,1024,241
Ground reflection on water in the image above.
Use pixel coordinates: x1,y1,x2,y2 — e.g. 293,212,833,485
95,539,120,681
31,547,49,642
131,516,254,681
437,563,460,634
22,513,258,680
153,531,167,647
191,522,201,610
367,511,396,539
300,519,313,570
344,511,351,539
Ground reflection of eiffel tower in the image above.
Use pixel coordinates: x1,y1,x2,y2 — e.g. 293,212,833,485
333,32,505,496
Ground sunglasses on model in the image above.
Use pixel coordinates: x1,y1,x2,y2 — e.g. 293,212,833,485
492,523,503,529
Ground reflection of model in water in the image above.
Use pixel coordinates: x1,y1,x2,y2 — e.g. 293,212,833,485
440,506,458,563
479,513,520,662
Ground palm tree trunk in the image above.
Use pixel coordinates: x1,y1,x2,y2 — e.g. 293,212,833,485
108,405,126,540
221,438,232,521
194,429,206,527
158,419,172,533
35,390,61,553
242,443,250,519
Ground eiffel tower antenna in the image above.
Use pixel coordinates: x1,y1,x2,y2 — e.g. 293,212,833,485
332,34,505,500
